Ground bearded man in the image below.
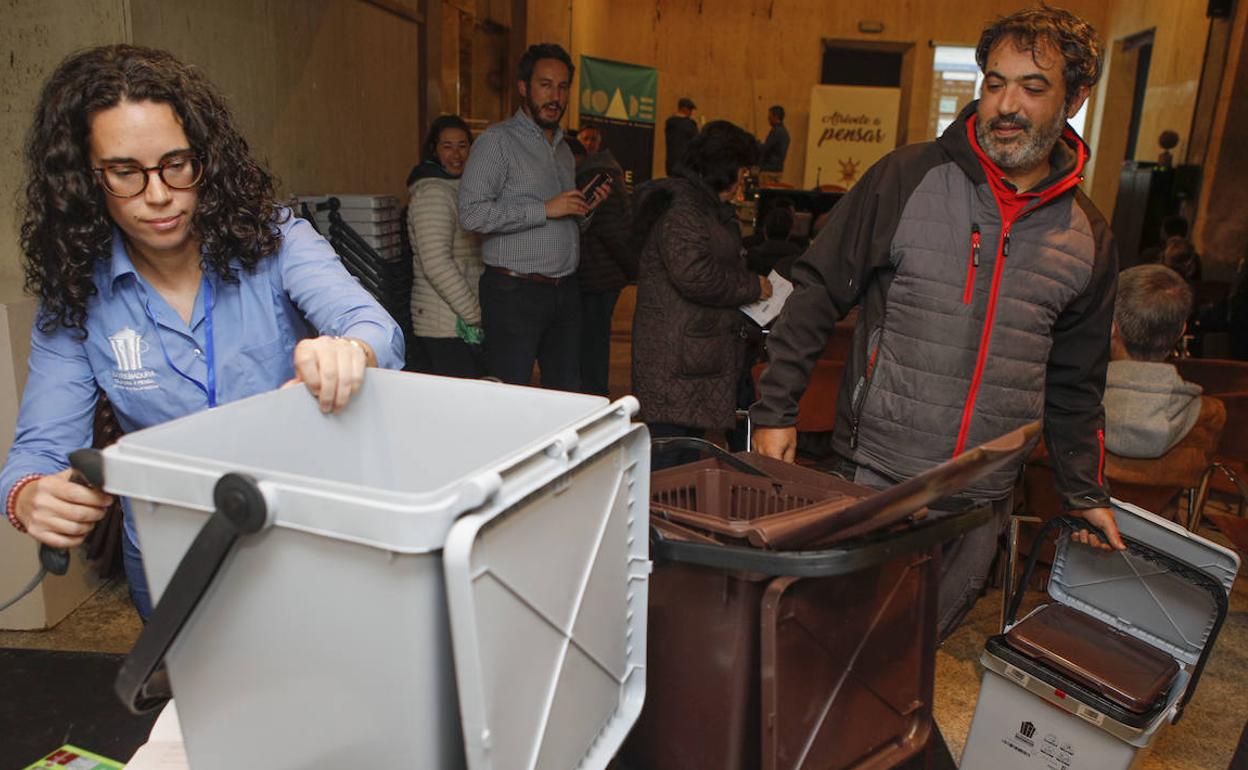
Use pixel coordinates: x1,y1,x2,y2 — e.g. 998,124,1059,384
751,6,1124,640
460,43,608,390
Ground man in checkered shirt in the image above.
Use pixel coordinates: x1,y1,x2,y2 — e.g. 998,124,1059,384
459,43,609,391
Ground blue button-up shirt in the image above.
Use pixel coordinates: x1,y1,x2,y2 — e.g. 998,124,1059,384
458,109,584,277
1,211,404,542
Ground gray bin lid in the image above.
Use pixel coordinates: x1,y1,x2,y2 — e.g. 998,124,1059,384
443,424,651,770
1048,500,1240,666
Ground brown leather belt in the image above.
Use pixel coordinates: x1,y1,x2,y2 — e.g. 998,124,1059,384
487,265,568,285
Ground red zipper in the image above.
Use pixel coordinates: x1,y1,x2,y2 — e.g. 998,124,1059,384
1096,428,1106,486
952,117,1089,458
963,225,981,304
850,333,883,449
953,226,1010,455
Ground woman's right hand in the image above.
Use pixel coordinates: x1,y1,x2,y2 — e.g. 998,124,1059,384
758,274,774,300
14,469,114,549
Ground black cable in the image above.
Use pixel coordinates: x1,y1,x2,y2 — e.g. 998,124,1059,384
0,566,48,613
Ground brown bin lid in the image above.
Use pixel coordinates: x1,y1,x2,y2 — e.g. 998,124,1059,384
651,422,1040,550
1005,604,1180,714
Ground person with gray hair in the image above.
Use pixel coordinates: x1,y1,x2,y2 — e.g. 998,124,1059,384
1104,264,1202,458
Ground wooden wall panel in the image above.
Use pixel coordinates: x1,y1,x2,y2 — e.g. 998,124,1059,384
1084,0,1211,216
129,0,423,201
0,0,130,294
1194,0,1248,278
528,0,1111,185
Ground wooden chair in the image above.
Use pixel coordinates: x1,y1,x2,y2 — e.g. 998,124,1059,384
1199,464,1248,554
1006,395,1226,614
1172,357,1248,396
820,318,855,361
1198,391,1248,521
745,359,844,462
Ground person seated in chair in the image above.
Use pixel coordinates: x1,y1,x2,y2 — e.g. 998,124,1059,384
745,206,804,278
1105,264,1204,458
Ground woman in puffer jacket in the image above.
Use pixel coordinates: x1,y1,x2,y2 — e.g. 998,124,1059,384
631,121,771,467
406,115,485,377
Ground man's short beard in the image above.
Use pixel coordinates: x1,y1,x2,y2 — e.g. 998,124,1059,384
976,108,1067,172
525,92,566,130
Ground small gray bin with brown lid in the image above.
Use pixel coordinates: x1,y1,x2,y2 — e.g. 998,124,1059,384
961,501,1240,770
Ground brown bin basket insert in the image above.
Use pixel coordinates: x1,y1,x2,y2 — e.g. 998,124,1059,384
649,454,885,547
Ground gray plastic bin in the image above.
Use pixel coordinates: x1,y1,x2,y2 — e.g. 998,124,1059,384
961,501,1239,770
96,369,650,769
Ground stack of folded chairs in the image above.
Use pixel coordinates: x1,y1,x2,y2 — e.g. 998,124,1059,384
298,194,413,340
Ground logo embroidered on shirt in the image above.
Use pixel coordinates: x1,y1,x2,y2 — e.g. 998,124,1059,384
108,327,147,371
108,327,159,391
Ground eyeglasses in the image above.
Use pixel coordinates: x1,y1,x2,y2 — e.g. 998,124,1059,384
92,154,204,198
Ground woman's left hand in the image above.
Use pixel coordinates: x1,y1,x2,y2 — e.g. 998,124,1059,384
287,336,375,413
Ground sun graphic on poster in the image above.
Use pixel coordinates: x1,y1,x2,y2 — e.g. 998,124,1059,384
838,157,862,185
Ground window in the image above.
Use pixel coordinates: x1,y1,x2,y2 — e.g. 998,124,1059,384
928,45,1088,140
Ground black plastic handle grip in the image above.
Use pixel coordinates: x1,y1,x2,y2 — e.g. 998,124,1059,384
115,472,272,714
37,448,110,577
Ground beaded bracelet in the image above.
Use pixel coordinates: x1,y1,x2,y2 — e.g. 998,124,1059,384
5,474,41,533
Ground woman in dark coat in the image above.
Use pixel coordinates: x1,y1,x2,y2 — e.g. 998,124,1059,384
631,121,771,465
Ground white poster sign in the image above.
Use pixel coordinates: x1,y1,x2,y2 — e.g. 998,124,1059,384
803,85,902,190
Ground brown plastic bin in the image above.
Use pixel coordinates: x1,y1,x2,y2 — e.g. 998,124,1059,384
624,427,1039,770
624,514,948,770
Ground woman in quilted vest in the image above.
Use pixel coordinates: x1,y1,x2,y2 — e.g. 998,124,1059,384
406,115,485,377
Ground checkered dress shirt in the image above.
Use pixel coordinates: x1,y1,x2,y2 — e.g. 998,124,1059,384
459,109,584,277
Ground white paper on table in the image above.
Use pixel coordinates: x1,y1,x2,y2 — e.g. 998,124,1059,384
126,702,190,770
125,742,189,770
739,270,793,327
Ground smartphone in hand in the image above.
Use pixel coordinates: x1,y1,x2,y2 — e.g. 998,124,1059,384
582,172,611,202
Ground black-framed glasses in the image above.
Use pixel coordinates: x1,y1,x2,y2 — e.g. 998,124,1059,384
92,154,204,198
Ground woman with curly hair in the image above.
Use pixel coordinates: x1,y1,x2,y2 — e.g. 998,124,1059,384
0,45,404,619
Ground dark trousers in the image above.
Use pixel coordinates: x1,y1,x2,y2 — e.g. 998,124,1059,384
479,269,582,391
415,336,484,379
579,289,620,397
848,461,1008,642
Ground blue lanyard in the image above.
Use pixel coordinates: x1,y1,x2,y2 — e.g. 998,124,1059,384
141,273,217,408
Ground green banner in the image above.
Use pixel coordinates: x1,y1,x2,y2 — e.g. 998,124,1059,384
579,56,658,125
579,56,658,184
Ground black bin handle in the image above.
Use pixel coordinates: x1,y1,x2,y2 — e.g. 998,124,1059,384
114,472,274,714
648,436,769,478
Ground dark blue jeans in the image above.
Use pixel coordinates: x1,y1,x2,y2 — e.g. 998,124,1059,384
479,269,582,391
579,289,620,397
121,528,153,622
